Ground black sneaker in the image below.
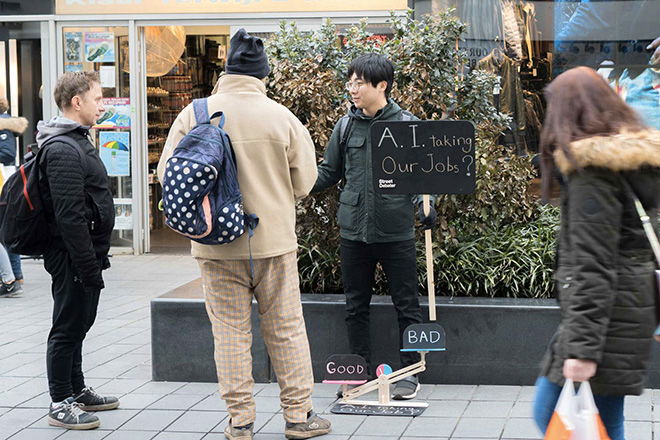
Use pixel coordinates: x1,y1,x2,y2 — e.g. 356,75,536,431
284,411,331,439
392,376,420,400
336,384,358,398
74,387,120,411
48,397,100,430
0,280,23,298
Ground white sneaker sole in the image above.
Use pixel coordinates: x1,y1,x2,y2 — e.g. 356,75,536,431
48,416,100,430
392,382,421,400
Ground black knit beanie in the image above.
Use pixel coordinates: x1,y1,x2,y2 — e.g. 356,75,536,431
225,29,270,79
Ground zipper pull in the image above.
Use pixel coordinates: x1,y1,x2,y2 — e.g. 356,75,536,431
91,221,95,231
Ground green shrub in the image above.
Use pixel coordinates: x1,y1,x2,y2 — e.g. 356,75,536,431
266,10,553,298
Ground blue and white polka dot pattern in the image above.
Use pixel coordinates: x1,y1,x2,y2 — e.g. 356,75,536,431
163,156,246,244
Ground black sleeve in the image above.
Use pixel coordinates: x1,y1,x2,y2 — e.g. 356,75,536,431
44,142,103,290
563,171,622,363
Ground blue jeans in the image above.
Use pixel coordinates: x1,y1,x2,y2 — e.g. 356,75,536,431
533,376,625,440
8,252,22,280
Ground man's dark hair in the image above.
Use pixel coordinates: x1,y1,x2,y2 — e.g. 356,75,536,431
348,53,394,99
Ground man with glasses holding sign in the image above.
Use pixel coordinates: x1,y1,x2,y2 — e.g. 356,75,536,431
312,53,436,400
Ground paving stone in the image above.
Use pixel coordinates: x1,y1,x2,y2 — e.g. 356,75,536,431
253,396,284,413
509,400,534,418
103,430,156,440
462,401,513,418
305,414,366,436
403,416,458,437
148,394,205,411
212,412,270,433
452,417,506,438
171,383,218,396
428,385,477,401
134,381,187,394
164,410,223,433
626,389,653,405
626,402,653,421
152,432,205,440
501,417,543,439
625,420,652,440
56,430,111,439
93,409,140,430
3,428,62,440
189,395,226,412
352,415,412,437
115,393,163,410
119,409,185,431
413,400,466,419
471,385,521,401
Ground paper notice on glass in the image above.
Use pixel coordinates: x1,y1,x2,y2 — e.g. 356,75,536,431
100,66,116,88
99,131,130,176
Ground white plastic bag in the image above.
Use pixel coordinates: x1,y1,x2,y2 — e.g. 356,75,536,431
545,379,610,440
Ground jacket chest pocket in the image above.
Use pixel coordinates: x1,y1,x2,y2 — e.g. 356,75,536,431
344,135,366,180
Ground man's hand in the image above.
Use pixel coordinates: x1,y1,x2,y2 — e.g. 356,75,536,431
418,203,437,230
563,359,597,382
648,37,660,65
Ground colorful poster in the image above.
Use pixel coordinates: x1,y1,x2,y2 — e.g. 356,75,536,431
99,132,130,176
65,32,83,62
85,32,115,63
65,63,83,73
94,98,130,129
114,201,133,230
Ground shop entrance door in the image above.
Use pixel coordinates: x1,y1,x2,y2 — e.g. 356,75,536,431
138,24,230,254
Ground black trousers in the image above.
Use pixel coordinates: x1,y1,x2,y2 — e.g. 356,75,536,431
340,238,423,372
45,247,101,402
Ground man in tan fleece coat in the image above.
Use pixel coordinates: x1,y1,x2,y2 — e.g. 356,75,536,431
157,29,330,440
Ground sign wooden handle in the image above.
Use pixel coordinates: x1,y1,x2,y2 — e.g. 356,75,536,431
423,195,436,321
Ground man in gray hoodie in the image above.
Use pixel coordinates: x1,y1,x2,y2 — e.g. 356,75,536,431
37,71,118,430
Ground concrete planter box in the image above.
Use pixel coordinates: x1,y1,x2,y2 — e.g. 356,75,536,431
151,279,660,387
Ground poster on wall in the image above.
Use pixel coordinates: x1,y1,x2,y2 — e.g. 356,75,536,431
99,132,130,176
94,98,131,129
100,65,116,88
65,63,83,73
65,32,83,62
85,32,115,63
114,201,133,230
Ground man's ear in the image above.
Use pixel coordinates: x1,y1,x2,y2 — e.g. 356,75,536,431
71,95,82,110
378,81,388,93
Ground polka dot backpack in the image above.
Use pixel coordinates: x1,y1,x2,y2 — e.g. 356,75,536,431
162,98,258,246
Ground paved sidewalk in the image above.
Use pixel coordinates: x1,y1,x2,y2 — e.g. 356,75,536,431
0,255,658,439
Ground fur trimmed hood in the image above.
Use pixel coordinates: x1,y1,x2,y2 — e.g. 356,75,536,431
554,129,660,174
0,116,28,134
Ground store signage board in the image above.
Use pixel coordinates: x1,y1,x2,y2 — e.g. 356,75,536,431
371,120,476,195
56,0,407,15
331,403,427,417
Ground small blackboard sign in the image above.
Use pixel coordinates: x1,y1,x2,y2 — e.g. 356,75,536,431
371,120,476,195
323,354,368,383
401,323,446,352
331,402,427,417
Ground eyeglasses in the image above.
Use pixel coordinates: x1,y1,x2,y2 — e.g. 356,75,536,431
345,81,366,92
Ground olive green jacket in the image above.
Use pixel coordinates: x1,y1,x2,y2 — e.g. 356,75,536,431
540,129,660,396
312,101,432,243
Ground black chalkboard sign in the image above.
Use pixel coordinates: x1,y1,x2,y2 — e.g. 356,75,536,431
331,402,427,417
401,323,446,352
323,354,369,383
371,120,476,195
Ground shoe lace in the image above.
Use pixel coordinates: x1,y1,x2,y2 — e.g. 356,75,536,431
63,400,86,420
84,386,103,400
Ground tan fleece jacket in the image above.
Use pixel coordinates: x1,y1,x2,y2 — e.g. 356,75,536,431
157,75,317,260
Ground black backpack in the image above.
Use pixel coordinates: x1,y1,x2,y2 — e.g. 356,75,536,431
0,136,80,255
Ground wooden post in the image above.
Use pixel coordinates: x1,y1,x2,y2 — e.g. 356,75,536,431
423,195,436,321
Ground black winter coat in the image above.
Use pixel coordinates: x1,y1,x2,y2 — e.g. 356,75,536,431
541,129,660,396
38,127,115,290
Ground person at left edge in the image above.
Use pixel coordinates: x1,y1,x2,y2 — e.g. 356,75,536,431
36,71,119,430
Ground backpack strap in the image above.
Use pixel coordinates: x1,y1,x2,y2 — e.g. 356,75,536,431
338,115,353,190
193,98,226,129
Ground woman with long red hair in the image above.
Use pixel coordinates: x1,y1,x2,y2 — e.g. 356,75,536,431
534,67,660,439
